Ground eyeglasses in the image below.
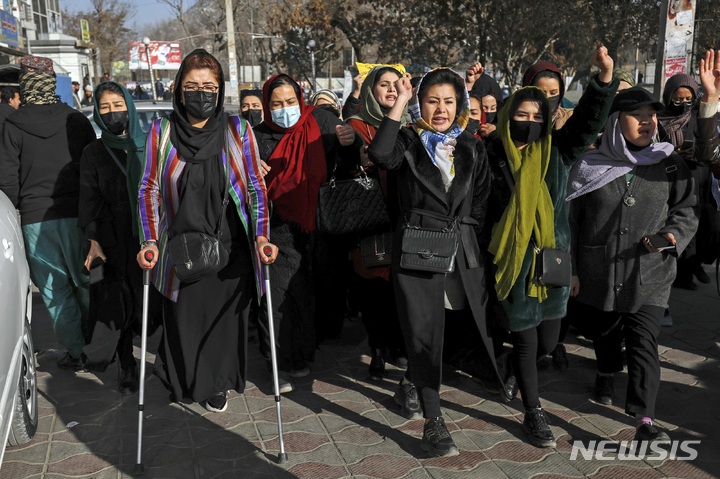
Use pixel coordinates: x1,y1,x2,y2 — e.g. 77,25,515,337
182,83,219,93
671,98,696,107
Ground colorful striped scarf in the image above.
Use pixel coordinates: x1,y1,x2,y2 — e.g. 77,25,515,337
408,68,470,187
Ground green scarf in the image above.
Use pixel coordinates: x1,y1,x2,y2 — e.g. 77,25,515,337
92,81,146,235
489,86,555,303
347,65,411,128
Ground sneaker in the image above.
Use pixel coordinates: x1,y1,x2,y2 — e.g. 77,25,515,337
289,367,310,378
421,417,459,457
118,363,139,394
266,361,294,393
206,391,228,413
694,268,711,284
57,352,85,371
633,423,671,449
368,348,385,381
393,380,423,420
522,407,556,448
592,374,614,405
661,309,673,327
551,343,569,372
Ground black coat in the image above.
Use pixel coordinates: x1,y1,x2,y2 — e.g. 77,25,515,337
368,117,501,384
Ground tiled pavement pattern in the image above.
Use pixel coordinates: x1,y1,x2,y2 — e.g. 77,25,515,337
2,274,720,479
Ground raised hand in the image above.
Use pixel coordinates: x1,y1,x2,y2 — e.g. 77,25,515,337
395,75,413,102
699,49,720,102
336,124,356,146
351,73,365,99
591,46,614,83
465,62,485,87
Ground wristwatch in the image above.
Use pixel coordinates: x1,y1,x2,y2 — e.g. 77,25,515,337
140,240,157,249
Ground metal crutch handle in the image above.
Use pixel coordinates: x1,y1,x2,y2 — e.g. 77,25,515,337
262,245,288,464
135,249,154,475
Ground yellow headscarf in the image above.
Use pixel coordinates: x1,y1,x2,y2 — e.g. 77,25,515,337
488,86,555,302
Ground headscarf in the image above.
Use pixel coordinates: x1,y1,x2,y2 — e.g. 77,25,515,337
657,73,699,147
522,62,565,117
240,89,263,103
471,73,504,114
92,81,146,234
309,89,341,110
19,71,60,105
169,49,227,164
613,68,636,87
347,66,411,128
261,74,326,232
567,111,675,201
408,68,470,187
488,87,555,303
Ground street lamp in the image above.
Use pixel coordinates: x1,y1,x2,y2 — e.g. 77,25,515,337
142,36,158,102
307,39,316,93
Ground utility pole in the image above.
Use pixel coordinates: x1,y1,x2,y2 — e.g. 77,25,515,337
225,0,239,103
654,0,669,99
250,2,255,86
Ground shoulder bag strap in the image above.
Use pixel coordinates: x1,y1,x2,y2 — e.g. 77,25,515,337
215,119,232,238
102,141,127,177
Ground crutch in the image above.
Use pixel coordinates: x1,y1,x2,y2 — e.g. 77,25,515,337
262,245,288,464
135,249,154,475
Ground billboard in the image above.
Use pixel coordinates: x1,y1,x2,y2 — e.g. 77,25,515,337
81,19,90,42
129,41,182,70
0,9,19,48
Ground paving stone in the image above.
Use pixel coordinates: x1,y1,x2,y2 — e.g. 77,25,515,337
348,454,421,478
46,453,118,475
256,415,327,440
586,465,664,478
287,462,347,479
495,453,585,479
485,440,555,463
426,460,509,478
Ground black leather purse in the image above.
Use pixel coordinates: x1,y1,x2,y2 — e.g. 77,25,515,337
168,141,231,283
360,232,393,267
316,164,390,235
399,210,459,274
498,160,571,288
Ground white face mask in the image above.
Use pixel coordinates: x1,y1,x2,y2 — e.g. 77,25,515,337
271,105,301,129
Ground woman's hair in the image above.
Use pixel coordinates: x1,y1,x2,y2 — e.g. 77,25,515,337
531,70,562,87
268,75,302,104
468,92,483,104
372,67,401,88
96,82,125,104
508,88,550,135
240,89,263,103
180,51,222,85
417,69,465,114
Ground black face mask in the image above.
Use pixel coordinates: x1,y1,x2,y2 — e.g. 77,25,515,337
466,118,481,135
100,110,129,135
547,94,561,112
241,108,263,127
669,101,693,116
485,111,497,124
318,104,341,118
183,90,217,120
509,119,543,145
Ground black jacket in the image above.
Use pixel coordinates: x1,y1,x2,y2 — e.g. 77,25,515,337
0,102,97,225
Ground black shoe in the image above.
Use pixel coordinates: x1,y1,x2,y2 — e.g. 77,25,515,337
522,407,556,448
57,352,85,371
387,349,408,369
501,354,518,403
694,268,711,284
551,343,569,372
633,423,671,448
118,363,139,394
421,417,459,457
206,391,228,413
368,348,385,380
673,278,698,290
593,374,614,405
393,380,422,420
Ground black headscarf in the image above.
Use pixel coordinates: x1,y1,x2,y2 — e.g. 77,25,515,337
471,74,504,110
169,49,227,164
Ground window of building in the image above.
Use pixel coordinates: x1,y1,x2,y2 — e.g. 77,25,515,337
33,0,62,34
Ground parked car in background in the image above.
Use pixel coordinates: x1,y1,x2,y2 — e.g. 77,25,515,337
0,190,37,467
81,100,174,139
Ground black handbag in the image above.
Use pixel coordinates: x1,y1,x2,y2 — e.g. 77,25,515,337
498,160,571,288
316,164,390,235
168,140,231,283
360,232,393,267
399,210,459,274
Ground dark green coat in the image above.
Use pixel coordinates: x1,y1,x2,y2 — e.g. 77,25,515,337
486,75,619,332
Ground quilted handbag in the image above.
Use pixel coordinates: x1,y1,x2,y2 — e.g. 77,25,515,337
316,166,390,235
360,232,393,267
399,227,459,274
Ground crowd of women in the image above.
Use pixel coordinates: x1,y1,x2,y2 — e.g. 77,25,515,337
70,46,720,458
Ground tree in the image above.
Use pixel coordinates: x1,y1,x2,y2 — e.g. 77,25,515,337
62,0,136,79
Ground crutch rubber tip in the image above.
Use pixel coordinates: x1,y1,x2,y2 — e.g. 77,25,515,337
133,464,145,475
278,453,288,464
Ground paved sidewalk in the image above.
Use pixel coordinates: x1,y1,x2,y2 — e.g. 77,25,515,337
1,274,719,479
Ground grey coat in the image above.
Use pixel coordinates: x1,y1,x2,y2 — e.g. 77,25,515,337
569,152,698,313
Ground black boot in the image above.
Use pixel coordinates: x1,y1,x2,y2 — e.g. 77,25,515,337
522,407,556,448
393,379,422,420
550,343,569,371
633,423,671,449
592,374,614,405
421,417,459,457
118,363,139,394
500,353,518,403
369,348,385,380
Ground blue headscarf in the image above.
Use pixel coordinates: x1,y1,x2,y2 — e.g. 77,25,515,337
92,81,146,235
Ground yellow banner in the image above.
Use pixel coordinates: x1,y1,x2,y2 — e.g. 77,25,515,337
355,62,406,77
81,19,90,43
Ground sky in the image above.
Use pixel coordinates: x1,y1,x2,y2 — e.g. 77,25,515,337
62,0,171,29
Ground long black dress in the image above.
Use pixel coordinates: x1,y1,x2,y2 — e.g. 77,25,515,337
154,156,254,403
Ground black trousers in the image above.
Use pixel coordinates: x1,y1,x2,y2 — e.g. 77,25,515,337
351,275,405,352
510,318,562,410
585,303,664,418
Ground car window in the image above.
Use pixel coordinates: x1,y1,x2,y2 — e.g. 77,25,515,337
87,110,173,139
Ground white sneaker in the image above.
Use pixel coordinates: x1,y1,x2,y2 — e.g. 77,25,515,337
661,309,673,327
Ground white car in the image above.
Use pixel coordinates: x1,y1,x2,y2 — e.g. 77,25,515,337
0,190,37,466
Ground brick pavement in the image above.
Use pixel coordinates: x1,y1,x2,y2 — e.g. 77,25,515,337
1,273,719,479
